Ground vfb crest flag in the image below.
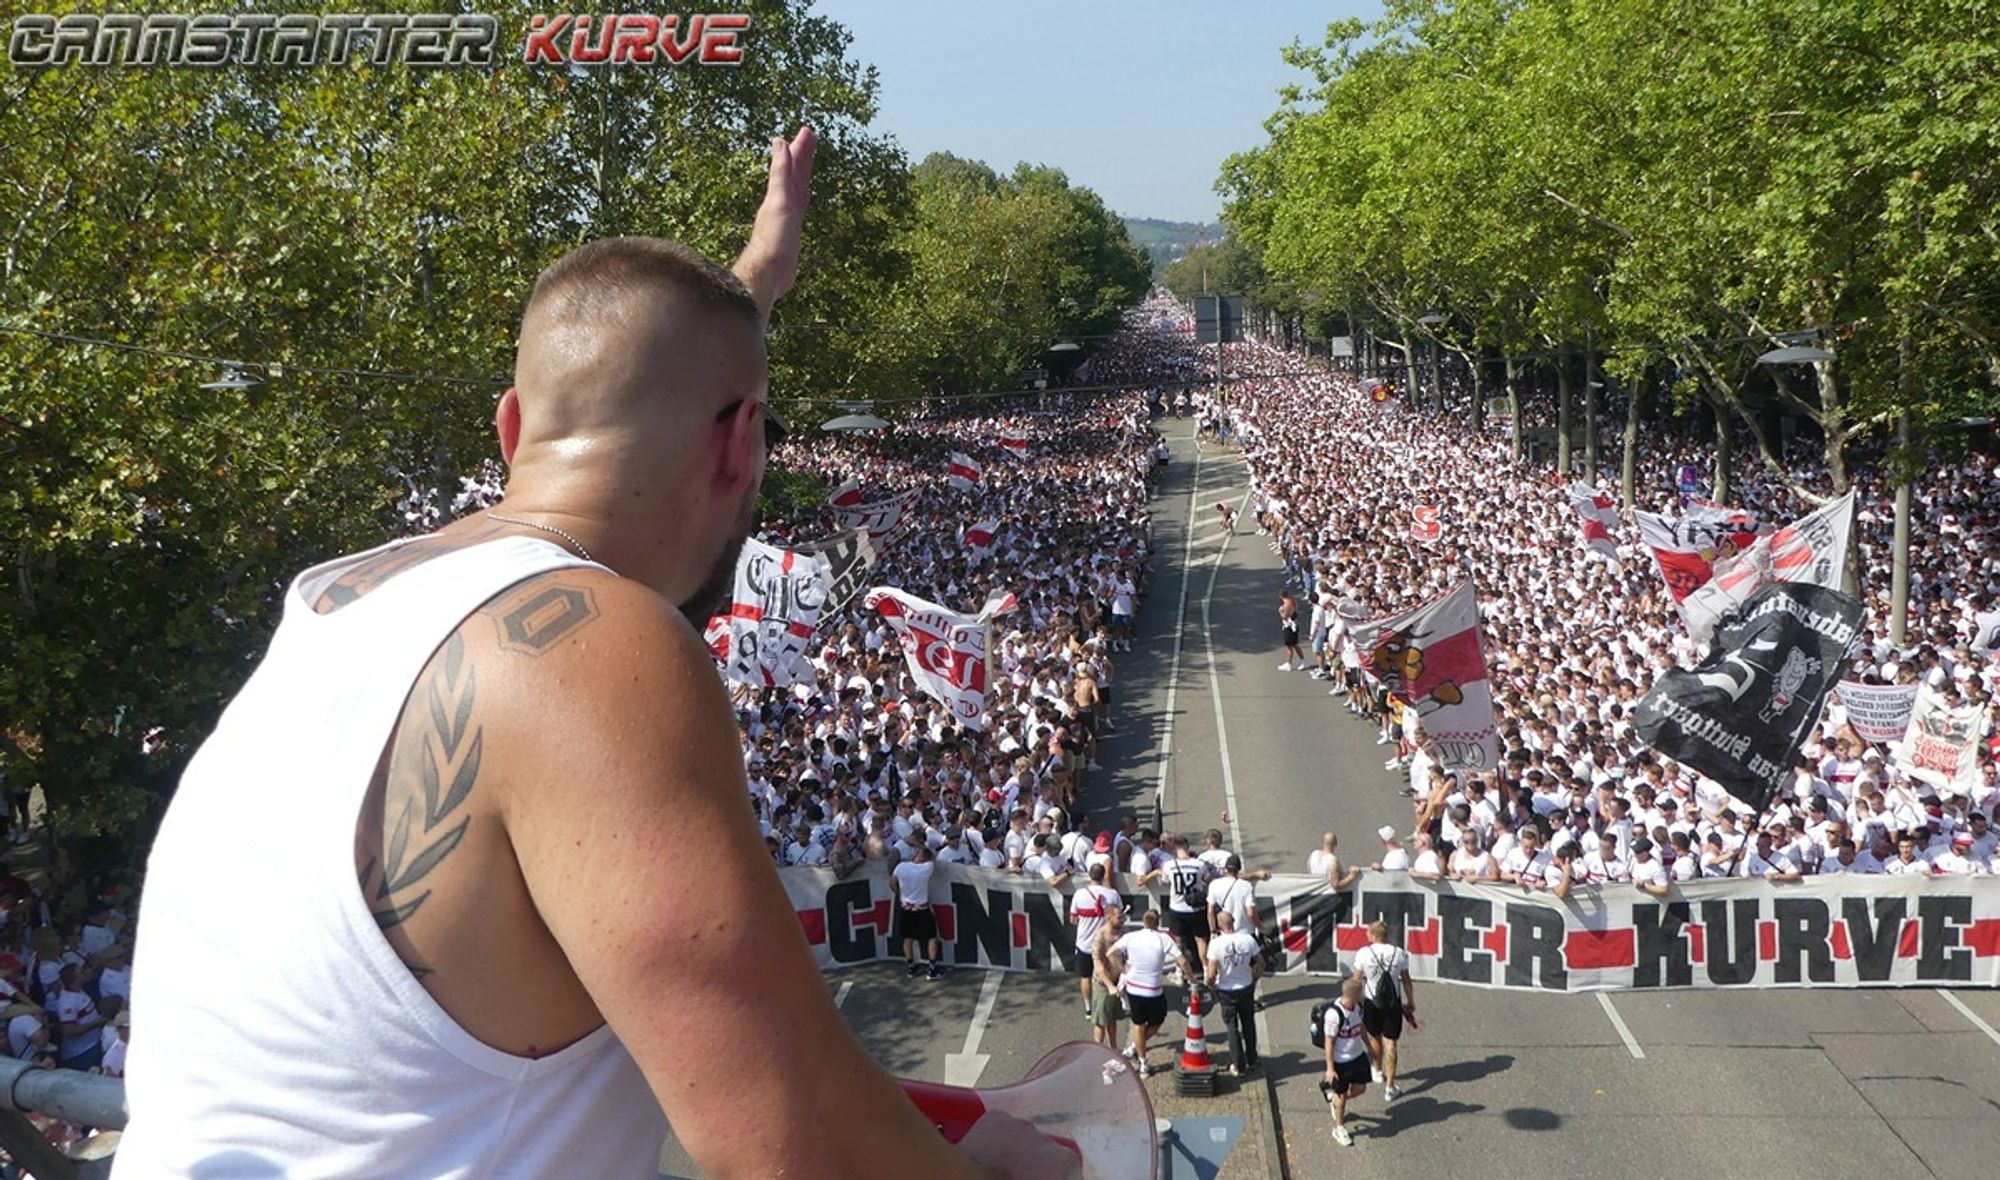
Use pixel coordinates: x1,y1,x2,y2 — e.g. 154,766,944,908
1636,582,1864,814
1351,580,1498,771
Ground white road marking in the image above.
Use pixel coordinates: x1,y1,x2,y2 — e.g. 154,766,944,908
1154,433,1204,818
1938,988,2000,1049
1201,484,1255,839
1597,992,1645,1059
833,981,853,1009
943,969,1003,1086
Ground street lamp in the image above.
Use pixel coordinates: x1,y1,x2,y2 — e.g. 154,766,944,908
822,400,890,432
1755,345,1835,365
199,363,262,391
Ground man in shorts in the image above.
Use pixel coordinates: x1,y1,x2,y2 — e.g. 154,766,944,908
892,842,945,981
1322,976,1371,1146
1069,863,1124,1018
1089,901,1127,1050
1351,919,1413,1100
1109,910,1180,1075
1162,835,1213,983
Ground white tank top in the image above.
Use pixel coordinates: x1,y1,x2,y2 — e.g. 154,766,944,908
115,536,667,1178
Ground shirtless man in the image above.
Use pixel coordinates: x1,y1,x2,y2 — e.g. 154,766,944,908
117,129,1067,1179
1072,662,1102,771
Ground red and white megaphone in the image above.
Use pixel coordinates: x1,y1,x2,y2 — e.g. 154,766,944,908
899,1041,1158,1180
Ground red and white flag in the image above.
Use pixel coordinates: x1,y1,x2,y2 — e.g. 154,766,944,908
830,480,916,548
1410,504,1442,543
865,587,1018,729
962,519,1000,559
999,425,1029,454
1565,483,1621,565
947,452,983,490
705,535,874,688
1683,499,1761,554
1349,580,1497,771
1681,492,1853,645
1634,510,1718,603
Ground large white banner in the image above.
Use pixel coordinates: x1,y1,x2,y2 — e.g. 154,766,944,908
1350,581,1498,771
1836,681,1921,744
1901,685,1985,795
783,864,2000,990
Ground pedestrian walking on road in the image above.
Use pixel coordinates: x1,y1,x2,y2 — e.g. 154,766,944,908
1069,863,1124,1018
1322,976,1371,1146
1277,589,1304,671
1352,920,1414,1100
1204,911,1263,1077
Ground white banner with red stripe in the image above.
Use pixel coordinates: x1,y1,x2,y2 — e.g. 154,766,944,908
1900,685,1985,796
947,451,984,490
1682,492,1853,645
780,865,2000,989
1349,580,1498,771
1635,510,1720,603
999,426,1029,454
962,519,1000,560
1565,483,1620,564
830,480,917,548
865,587,1017,729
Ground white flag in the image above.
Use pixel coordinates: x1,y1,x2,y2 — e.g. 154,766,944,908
1683,492,1853,645
947,452,983,491
865,587,1017,730
1349,581,1498,772
1565,483,1620,565
705,539,842,688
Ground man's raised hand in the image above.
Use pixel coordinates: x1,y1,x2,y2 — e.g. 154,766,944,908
734,125,818,326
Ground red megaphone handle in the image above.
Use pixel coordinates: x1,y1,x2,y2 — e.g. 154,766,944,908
899,1079,1083,1161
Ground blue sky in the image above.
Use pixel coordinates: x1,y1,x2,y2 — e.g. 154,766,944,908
813,0,1383,225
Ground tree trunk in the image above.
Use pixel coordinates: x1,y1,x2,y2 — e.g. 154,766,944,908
1711,395,1733,504
1401,335,1418,409
1583,338,1600,482
1505,355,1523,464
1816,359,1849,494
1621,372,1644,510
1429,344,1444,412
1890,412,1912,645
1556,350,1574,478
1469,354,1485,432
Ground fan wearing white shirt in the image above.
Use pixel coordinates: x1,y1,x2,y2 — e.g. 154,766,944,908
1109,912,1179,1075
1447,832,1499,882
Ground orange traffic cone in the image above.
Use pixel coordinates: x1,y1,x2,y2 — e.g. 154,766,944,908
1178,989,1214,1072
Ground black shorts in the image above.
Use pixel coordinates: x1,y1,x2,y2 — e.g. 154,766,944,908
1075,710,1097,738
1169,908,1209,946
1281,624,1300,646
1072,947,1097,979
1362,998,1404,1040
1332,1053,1371,1093
1126,991,1169,1028
898,904,937,944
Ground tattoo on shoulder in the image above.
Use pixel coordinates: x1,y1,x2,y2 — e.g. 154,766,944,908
359,631,481,937
489,578,600,656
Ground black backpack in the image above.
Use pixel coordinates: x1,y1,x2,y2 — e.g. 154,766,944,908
1308,1000,1331,1049
1171,860,1208,909
1364,946,1398,1009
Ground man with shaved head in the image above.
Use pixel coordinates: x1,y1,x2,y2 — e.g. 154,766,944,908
118,130,1067,1179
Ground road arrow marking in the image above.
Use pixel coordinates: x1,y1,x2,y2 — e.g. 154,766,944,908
943,970,1003,1087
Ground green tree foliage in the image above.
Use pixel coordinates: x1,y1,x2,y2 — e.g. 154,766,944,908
0,1,1147,846
1219,0,1998,486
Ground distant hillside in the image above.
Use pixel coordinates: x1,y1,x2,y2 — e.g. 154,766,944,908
1123,217,1218,274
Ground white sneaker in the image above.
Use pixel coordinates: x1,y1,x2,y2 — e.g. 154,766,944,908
1384,758,1401,770
1122,1044,1138,1060
1375,734,1391,746
1277,663,1292,672
1371,1066,1385,1083
1332,1125,1353,1147
1384,1084,1403,1101
1330,688,1343,697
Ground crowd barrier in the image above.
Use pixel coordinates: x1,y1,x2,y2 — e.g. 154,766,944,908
783,863,2000,991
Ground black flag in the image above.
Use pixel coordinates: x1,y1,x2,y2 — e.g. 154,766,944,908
1636,582,1864,814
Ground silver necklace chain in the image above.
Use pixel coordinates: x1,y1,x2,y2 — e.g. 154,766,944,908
486,513,595,565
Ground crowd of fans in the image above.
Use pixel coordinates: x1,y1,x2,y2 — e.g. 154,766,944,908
723,301,1195,917
1208,336,2000,881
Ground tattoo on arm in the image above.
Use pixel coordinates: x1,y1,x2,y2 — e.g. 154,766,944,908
489,580,600,656
360,632,481,934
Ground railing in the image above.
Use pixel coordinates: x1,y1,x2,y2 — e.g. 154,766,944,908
0,1060,124,1180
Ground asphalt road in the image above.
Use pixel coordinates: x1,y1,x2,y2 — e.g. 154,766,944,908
665,417,2000,1179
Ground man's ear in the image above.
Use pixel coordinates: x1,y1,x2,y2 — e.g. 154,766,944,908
496,388,522,465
